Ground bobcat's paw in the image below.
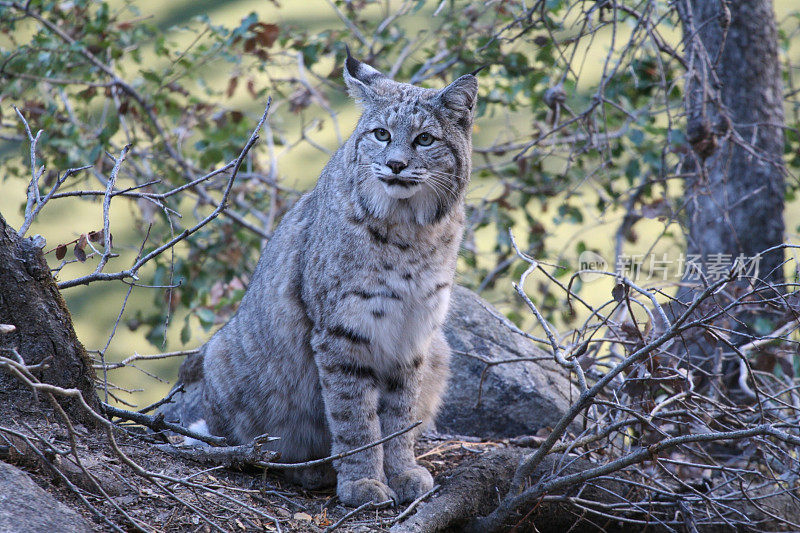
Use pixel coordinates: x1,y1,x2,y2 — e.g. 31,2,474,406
337,478,398,507
388,465,434,503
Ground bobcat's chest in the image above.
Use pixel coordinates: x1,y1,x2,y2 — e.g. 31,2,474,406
330,224,456,367
365,234,455,356
375,270,449,348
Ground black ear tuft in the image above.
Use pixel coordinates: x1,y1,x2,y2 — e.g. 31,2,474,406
345,45,359,77
470,65,489,76
342,46,387,104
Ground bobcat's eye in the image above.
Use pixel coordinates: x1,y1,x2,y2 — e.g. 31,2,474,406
414,132,434,146
374,128,391,142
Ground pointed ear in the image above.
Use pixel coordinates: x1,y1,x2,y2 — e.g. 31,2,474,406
343,47,386,105
437,74,478,113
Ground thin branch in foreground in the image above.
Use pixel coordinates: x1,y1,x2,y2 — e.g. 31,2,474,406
386,484,440,526
466,425,782,533
507,274,733,497
0,354,282,532
325,498,394,532
101,403,227,446
14,105,44,238
57,97,272,289
261,421,423,470
136,384,184,414
155,438,281,469
93,348,200,370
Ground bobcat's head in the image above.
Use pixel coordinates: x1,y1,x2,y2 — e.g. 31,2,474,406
344,51,477,225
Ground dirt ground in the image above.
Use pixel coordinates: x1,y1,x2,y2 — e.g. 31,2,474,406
0,397,504,532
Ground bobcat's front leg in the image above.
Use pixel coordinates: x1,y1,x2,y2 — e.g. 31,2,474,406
313,331,398,507
379,354,434,503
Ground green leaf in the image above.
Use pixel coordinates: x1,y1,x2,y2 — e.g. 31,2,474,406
181,319,191,344
625,159,640,181
196,308,216,328
628,128,644,146
141,70,161,84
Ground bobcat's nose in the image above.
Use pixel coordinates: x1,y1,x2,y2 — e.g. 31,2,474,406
386,160,408,174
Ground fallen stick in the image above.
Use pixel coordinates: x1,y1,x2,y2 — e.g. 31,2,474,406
102,403,227,446
156,438,280,469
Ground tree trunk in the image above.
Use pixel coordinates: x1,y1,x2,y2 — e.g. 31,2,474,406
679,0,785,289
673,0,786,388
0,213,98,424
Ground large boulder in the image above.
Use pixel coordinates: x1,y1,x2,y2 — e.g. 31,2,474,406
437,286,575,437
0,460,92,533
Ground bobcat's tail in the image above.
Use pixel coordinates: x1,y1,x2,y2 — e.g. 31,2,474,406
182,419,211,446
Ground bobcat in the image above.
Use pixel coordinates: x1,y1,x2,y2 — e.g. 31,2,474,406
174,51,477,507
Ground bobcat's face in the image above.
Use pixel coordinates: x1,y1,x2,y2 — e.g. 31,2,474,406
358,104,454,200
344,53,477,223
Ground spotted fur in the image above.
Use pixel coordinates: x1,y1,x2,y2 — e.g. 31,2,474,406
185,53,477,507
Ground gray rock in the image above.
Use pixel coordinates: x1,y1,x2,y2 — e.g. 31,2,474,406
437,286,576,438
0,460,92,533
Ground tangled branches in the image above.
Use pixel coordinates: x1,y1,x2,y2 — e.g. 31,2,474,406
471,242,800,531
